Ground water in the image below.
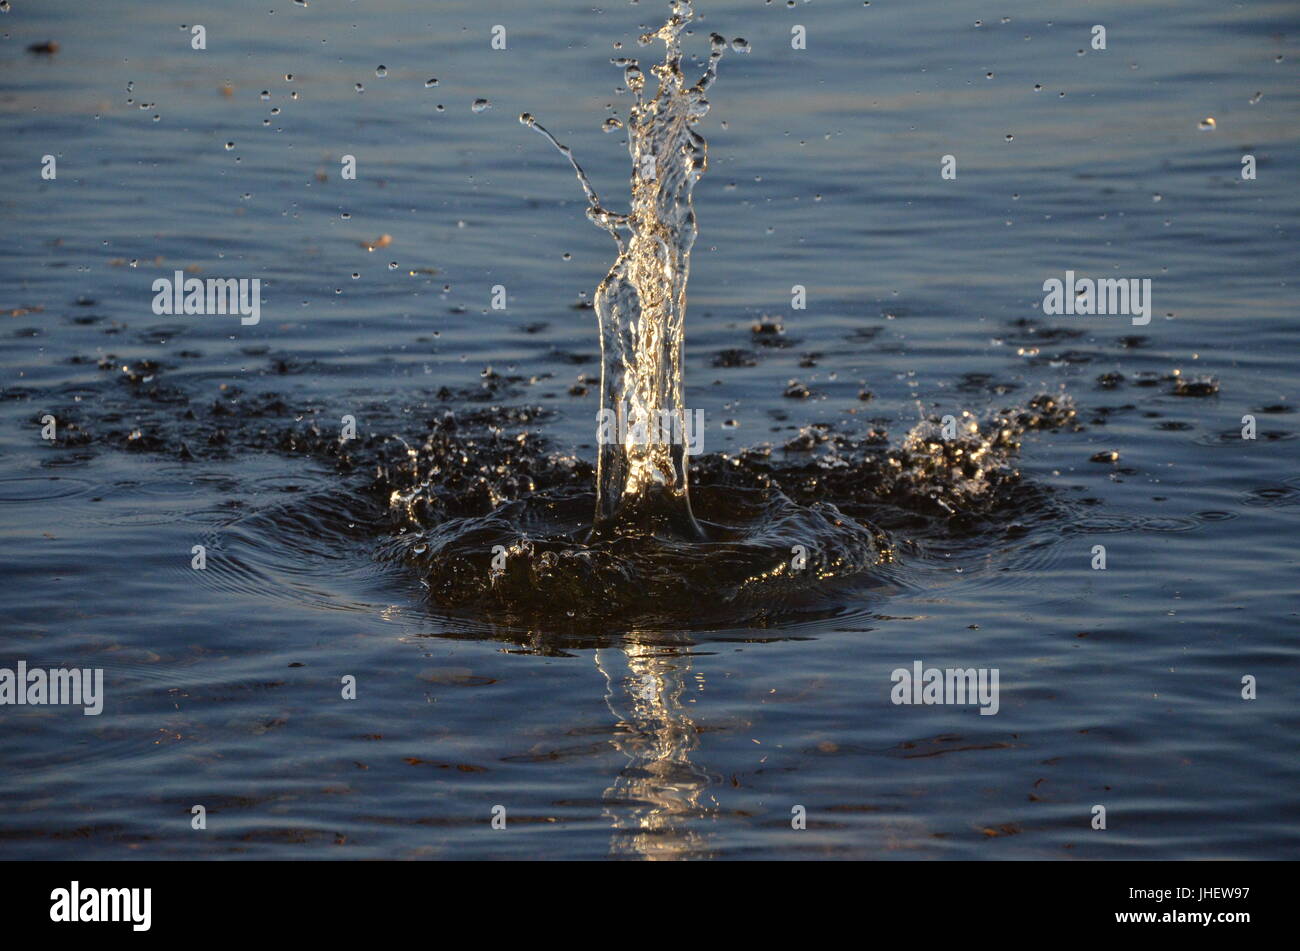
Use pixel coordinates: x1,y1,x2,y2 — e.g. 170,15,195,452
1,0,1298,859
526,1,725,536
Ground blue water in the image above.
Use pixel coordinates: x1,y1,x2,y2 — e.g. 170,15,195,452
1,0,1297,858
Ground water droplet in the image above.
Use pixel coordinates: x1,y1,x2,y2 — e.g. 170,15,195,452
260,90,270,101
1033,83,1042,91
731,37,749,53
602,117,623,132
375,65,387,77
355,83,365,93
1249,91,1262,104
284,73,294,81
425,78,438,88
1152,193,1162,202
1197,116,1216,131
471,98,491,113
224,141,235,150
388,261,398,269
1004,134,1014,142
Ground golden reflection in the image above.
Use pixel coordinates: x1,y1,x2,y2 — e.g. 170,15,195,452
595,637,718,859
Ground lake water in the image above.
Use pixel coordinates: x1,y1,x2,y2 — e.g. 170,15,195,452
1,0,1297,859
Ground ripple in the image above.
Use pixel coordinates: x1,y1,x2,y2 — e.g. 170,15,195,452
0,476,95,503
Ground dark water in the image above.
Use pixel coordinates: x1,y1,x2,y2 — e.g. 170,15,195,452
2,0,1298,859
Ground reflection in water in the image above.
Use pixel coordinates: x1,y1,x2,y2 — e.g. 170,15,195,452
596,638,717,859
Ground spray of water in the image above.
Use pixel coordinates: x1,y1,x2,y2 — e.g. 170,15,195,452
522,0,727,538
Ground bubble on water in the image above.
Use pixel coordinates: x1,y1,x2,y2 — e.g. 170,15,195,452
602,116,623,132
425,78,438,88
471,98,491,113
731,37,749,53
375,65,387,77
1198,116,1216,131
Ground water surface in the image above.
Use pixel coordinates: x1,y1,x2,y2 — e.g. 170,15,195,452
1,0,1298,859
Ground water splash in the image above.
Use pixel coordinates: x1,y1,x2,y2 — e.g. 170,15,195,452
23,3,1085,631
522,0,727,538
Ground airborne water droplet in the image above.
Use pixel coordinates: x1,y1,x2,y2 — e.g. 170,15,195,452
375,65,387,77
471,98,491,113
731,37,749,53
425,78,438,88
1197,116,1216,131
602,117,623,133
